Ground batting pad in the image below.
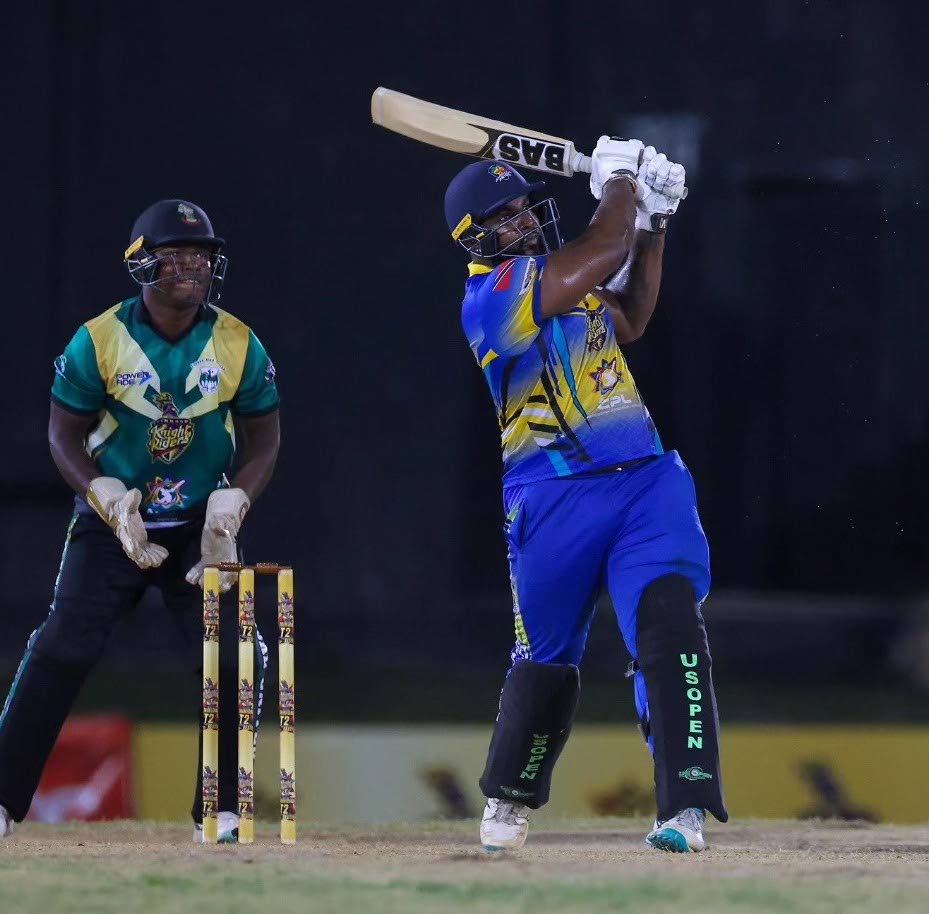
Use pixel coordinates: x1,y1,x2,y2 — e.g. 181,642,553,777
479,660,580,809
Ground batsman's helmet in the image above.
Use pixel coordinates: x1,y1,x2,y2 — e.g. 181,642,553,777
124,199,228,304
443,160,562,259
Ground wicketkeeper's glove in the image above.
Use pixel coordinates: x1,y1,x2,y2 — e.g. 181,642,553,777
86,476,169,569
185,488,251,593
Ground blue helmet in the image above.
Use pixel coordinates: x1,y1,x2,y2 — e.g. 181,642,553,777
444,161,562,259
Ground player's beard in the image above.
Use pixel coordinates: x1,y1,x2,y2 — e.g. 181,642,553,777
516,230,543,255
159,274,209,308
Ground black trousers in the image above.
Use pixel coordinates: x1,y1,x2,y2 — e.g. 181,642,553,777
0,513,263,822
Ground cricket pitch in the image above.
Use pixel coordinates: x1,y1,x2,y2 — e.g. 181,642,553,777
2,818,928,913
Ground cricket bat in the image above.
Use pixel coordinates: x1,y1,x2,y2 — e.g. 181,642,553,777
371,87,592,178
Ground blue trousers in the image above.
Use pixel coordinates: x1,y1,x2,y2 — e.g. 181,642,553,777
502,451,711,746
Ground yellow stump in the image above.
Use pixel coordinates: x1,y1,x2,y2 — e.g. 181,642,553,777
278,568,296,844
201,567,221,844
237,568,255,844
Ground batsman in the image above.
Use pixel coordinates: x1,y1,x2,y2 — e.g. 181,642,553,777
446,140,727,852
0,200,280,842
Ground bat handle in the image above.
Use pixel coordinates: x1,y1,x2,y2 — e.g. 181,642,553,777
570,150,689,201
571,151,592,175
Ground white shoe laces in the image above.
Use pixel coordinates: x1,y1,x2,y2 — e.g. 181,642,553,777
486,799,528,826
672,808,704,831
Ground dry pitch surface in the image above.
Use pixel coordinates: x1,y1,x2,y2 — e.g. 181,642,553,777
2,819,929,913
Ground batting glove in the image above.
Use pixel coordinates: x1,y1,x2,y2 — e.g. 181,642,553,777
86,476,169,569
590,136,644,201
635,146,687,232
186,487,251,592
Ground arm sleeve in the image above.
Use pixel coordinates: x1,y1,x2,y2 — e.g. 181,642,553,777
231,330,280,416
463,258,543,368
50,325,106,414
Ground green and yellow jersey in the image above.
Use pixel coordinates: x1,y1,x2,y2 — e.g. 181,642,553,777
52,297,279,522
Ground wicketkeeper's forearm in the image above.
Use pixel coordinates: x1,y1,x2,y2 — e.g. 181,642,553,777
230,453,277,504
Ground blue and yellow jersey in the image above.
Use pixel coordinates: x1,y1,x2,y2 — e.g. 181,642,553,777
51,297,279,521
461,256,662,486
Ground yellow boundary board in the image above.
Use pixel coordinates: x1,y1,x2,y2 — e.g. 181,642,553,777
134,724,929,824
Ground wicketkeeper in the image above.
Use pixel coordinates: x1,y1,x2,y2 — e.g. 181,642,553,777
445,141,727,852
0,200,280,842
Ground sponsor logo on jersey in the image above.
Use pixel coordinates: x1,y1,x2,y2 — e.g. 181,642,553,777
144,476,187,511
148,392,194,463
115,370,153,387
264,359,276,384
54,354,67,378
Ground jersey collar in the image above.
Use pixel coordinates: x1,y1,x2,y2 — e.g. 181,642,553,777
468,262,495,277
132,295,211,340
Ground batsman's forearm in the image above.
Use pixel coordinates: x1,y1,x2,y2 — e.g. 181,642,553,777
598,229,665,340
540,179,636,316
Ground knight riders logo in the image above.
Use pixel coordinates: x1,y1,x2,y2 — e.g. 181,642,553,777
148,392,194,463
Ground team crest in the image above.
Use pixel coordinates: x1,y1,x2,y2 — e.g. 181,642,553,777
148,392,194,463
178,202,202,226
489,164,511,182
191,358,224,395
585,306,608,352
144,476,186,510
590,357,623,396
199,365,220,394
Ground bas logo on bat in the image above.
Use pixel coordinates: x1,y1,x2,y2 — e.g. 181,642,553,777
482,130,568,174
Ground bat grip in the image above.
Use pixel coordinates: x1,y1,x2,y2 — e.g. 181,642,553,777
571,152,592,175
570,150,689,201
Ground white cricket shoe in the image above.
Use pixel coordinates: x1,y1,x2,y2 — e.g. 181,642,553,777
645,807,706,853
193,811,240,844
0,805,12,838
480,798,529,852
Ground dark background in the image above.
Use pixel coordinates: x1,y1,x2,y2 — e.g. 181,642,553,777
3,1,928,719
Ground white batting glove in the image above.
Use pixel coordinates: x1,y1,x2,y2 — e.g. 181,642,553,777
639,148,687,198
635,147,688,232
185,488,251,592
590,136,644,201
86,476,169,569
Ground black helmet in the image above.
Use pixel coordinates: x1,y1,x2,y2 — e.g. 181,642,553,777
124,199,228,304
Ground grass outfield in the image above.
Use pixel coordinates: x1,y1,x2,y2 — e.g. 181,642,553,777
1,818,928,913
